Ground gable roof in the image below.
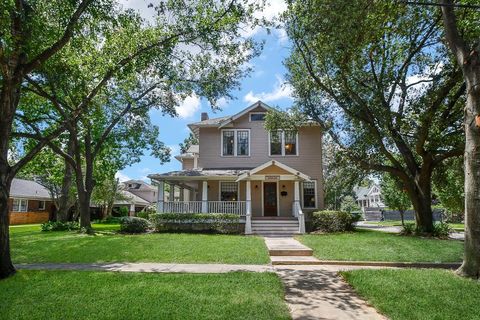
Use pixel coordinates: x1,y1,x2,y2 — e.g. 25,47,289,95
218,101,272,128
10,178,51,200
236,160,311,182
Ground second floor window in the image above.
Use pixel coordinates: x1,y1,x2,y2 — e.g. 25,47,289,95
269,131,298,156
222,129,249,156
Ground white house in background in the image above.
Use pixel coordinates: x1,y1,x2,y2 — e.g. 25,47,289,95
354,185,386,210
148,101,324,235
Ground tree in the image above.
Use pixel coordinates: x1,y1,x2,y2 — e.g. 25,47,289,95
281,0,464,234
0,0,114,279
381,174,412,226
438,0,480,278
340,196,360,213
179,133,199,154
433,157,464,222
92,177,126,219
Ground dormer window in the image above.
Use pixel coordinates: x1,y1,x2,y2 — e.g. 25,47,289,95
250,112,266,121
221,129,250,156
269,130,298,156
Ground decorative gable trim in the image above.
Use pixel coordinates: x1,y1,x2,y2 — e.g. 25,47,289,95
236,160,311,182
218,101,273,129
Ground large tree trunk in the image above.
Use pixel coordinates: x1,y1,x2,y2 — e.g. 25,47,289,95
0,170,15,279
56,138,75,222
0,80,20,279
403,166,434,233
457,68,480,278
77,187,92,230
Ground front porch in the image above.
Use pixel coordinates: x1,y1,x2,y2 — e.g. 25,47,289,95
149,161,311,234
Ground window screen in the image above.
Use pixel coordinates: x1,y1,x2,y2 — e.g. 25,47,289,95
270,131,282,155
303,182,316,208
237,130,249,156
222,130,234,156
221,182,238,201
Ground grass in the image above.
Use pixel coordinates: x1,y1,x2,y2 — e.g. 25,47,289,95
0,270,290,320
365,220,465,231
298,229,463,262
342,269,480,320
10,224,270,264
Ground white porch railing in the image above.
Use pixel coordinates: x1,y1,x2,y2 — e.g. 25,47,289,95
207,201,246,215
161,201,246,216
163,201,203,213
292,201,306,233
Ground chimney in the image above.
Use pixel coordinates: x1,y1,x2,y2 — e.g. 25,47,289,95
201,112,209,121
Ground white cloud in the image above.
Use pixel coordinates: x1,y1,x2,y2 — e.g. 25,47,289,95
244,74,293,103
175,94,201,119
115,171,131,182
240,0,288,38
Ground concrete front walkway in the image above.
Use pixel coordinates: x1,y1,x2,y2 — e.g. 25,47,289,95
276,266,386,320
17,262,387,320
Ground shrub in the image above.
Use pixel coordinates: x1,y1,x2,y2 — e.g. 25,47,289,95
401,222,416,235
41,221,80,232
93,216,122,224
136,207,156,219
119,217,150,234
432,222,452,238
311,210,358,233
112,206,129,217
150,213,241,234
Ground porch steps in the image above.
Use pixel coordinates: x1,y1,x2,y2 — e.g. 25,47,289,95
263,237,321,265
251,219,300,236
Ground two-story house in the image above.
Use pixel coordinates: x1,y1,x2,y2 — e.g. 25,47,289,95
148,101,324,234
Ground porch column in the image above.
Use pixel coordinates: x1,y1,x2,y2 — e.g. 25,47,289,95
129,204,135,216
201,181,208,213
294,181,300,209
156,181,164,213
245,180,252,234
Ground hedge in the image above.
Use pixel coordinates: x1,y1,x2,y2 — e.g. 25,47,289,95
311,210,359,233
149,213,242,234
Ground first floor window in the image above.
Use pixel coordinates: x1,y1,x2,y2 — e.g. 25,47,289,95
38,201,46,210
220,182,238,201
13,199,28,212
269,130,298,156
302,181,316,208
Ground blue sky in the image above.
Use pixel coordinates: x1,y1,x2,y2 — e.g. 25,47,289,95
117,0,293,182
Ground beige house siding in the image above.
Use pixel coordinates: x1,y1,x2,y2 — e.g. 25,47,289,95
197,111,324,210
182,158,194,170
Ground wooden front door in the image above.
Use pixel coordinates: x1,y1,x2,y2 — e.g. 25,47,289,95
263,182,278,216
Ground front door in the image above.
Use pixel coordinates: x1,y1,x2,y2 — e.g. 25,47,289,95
263,182,278,216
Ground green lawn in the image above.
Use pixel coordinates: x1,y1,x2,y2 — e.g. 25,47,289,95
298,229,463,262
342,269,480,320
10,224,269,264
366,221,465,231
0,270,290,320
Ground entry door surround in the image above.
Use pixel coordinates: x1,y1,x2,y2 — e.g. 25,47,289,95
263,182,278,216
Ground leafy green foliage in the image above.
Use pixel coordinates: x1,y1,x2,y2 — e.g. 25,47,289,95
340,196,361,213
281,0,465,230
41,221,80,232
150,213,241,234
381,174,411,213
179,132,199,154
119,217,151,234
401,222,416,236
433,157,464,217
311,210,358,233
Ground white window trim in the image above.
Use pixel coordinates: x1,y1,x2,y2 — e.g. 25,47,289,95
218,181,240,201
220,129,251,157
12,198,28,213
301,180,318,209
249,112,266,122
38,201,46,210
268,130,299,157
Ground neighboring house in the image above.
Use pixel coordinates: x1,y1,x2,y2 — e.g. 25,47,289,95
354,185,386,210
8,178,55,225
149,101,324,234
122,180,157,203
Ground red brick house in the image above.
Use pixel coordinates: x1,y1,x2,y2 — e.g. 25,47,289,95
8,178,55,225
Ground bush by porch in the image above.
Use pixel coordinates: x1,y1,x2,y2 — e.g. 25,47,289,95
150,213,243,234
